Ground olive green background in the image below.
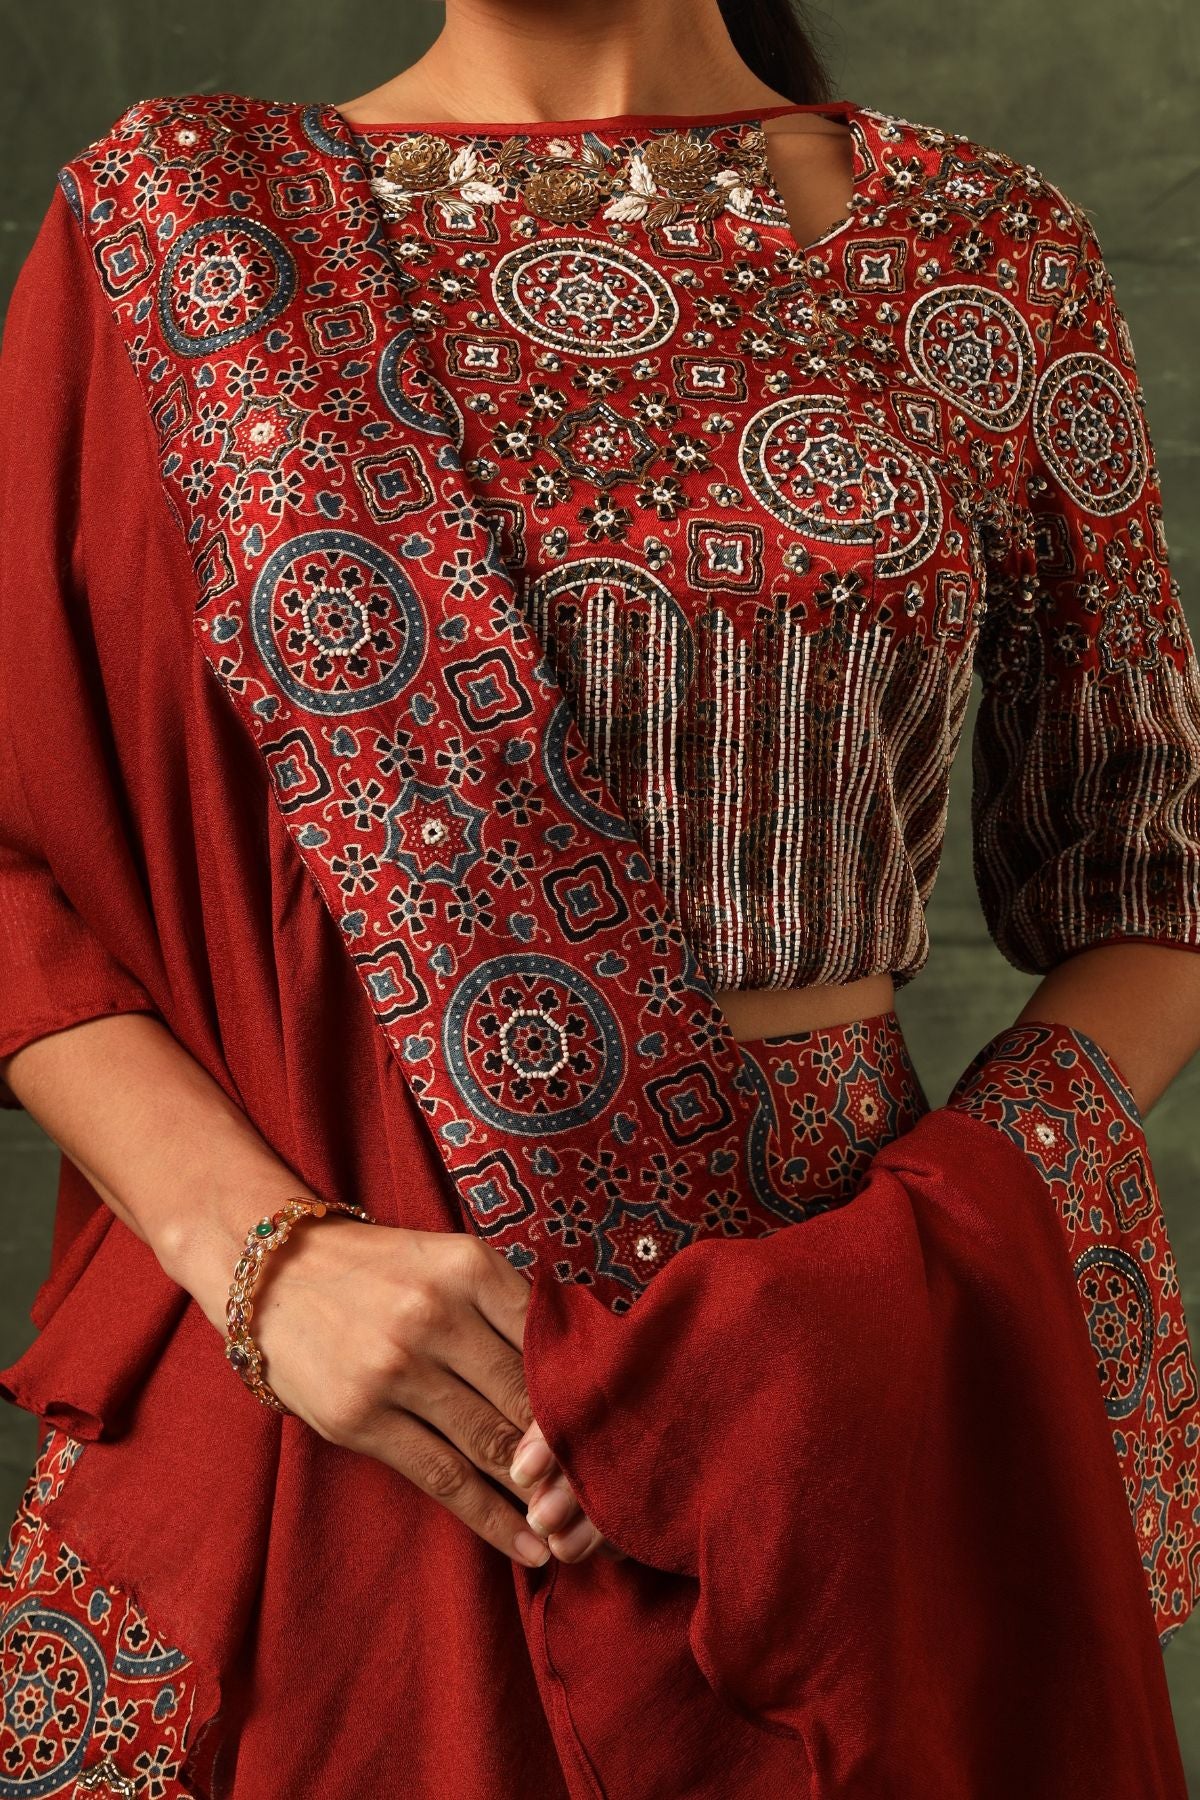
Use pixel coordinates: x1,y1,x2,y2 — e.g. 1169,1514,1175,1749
1,0,1197,1781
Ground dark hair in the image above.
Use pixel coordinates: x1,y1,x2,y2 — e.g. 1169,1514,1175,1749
716,0,832,104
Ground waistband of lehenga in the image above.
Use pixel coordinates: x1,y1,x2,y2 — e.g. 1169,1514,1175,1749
729,1008,930,1220
736,1004,907,1048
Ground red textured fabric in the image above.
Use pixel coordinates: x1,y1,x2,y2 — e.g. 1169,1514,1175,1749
0,92,1194,1797
518,1101,1184,1796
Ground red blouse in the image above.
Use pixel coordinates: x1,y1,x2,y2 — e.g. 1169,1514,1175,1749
333,99,1200,991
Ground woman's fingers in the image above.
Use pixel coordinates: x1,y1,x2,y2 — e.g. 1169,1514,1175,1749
523,1468,583,1539
452,1243,611,1548
437,1302,541,1461
521,1457,621,1564
547,1516,607,1563
398,1358,544,1506
359,1405,551,1569
509,1418,556,1487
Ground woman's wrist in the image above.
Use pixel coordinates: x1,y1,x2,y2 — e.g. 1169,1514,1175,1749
154,1153,326,1336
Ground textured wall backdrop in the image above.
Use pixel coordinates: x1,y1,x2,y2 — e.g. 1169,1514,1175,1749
1,0,1197,1781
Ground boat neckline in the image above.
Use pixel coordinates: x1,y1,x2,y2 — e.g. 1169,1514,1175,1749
324,98,857,137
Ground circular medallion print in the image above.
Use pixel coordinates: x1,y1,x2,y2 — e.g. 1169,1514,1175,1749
491,240,679,356
905,284,1035,430
159,214,296,355
1032,352,1148,516
1074,1243,1155,1420
738,397,942,578
249,530,427,715
443,954,624,1135
379,329,466,448
0,1598,106,1796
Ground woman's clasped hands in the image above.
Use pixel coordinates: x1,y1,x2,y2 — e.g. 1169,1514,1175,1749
242,1215,622,1568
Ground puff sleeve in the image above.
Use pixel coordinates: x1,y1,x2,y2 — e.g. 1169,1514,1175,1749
0,186,162,1111
970,204,1200,974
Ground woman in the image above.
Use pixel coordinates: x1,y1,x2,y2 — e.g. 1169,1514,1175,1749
1,0,1199,1793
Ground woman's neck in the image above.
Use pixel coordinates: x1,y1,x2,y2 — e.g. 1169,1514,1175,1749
338,0,795,127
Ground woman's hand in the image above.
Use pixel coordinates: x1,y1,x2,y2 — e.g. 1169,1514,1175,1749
0,1011,620,1565
247,1216,614,1567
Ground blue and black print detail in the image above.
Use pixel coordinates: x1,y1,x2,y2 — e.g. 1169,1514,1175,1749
378,330,467,446
944,1017,1200,1646
249,530,428,716
0,1426,204,1798
157,215,297,356
441,954,626,1138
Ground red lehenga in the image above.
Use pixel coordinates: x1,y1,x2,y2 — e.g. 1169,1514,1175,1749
1,90,1199,1798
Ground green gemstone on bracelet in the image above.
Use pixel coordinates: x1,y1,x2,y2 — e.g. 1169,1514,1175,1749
254,1218,275,1237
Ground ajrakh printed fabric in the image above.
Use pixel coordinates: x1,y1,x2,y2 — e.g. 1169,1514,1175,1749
35,89,1200,1638
340,99,1200,988
0,1425,205,1797
947,1021,1200,1645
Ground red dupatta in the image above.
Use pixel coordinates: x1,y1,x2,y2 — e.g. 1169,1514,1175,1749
1,92,1192,1796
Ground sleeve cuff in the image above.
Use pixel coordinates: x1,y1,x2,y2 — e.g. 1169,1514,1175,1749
0,992,160,1111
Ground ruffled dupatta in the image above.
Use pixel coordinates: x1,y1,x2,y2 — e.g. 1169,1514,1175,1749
2,93,1195,1797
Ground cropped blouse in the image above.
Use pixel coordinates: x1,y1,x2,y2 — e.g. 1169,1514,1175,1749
335,98,1200,990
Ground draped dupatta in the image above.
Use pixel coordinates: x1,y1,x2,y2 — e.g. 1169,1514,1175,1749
1,92,1193,1796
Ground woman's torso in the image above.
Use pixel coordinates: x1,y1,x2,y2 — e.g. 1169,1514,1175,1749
334,98,1000,1035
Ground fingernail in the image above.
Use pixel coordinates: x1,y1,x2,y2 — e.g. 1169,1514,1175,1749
526,1482,575,1537
509,1435,554,1487
513,1528,551,1567
549,1515,601,1560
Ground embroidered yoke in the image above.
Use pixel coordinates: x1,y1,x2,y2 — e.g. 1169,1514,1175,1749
332,98,1200,990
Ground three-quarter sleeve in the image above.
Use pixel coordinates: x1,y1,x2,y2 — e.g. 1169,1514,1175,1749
970,205,1200,975
0,186,161,1111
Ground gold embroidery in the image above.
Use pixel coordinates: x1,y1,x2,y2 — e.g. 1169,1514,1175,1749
380,133,457,193
640,131,723,199
73,1758,138,1798
371,124,772,230
522,163,608,226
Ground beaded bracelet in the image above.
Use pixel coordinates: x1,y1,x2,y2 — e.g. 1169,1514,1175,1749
224,1193,375,1414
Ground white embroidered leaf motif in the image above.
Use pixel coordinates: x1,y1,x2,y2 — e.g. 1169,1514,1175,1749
447,146,479,184
369,177,412,220
547,138,576,160
627,154,657,197
714,169,743,187
435,198,479,229
459,182,506,204
727,186,753,210
603,193,650,222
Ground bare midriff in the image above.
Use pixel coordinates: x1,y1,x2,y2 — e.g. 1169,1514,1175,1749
713,972,897,1043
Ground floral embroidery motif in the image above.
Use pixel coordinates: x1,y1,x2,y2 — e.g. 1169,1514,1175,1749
371,123,776,230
